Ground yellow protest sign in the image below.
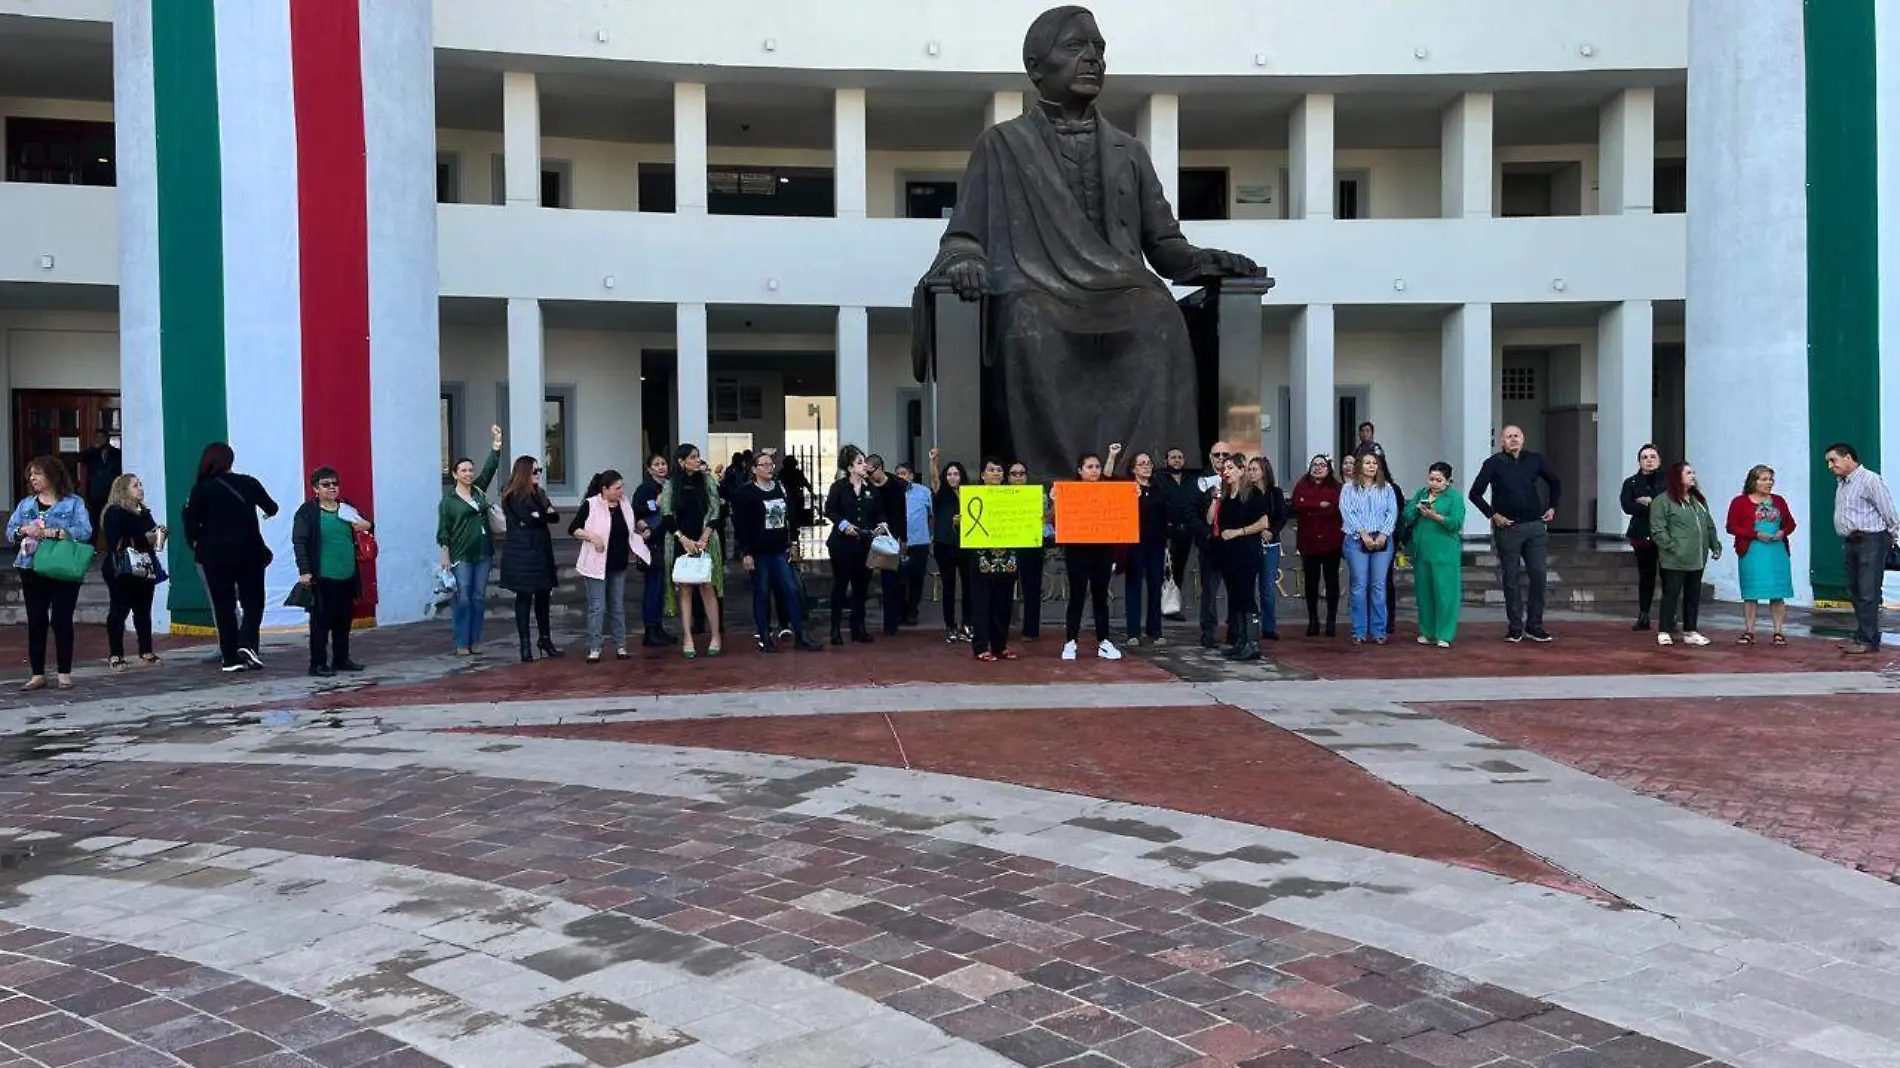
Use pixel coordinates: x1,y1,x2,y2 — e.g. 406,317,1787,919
959,485,1046,549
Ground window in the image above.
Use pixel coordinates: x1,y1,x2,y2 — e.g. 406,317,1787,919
1502,366,1538,401
1501,162,1583,217
439,383,465,481
1178,169,1229,221
495,384,576,490
904,180,958,219
486,154,570,207
436,152,460,204
542,396,568,484
638,163,676,213
712,378,764,424
4,118,115,186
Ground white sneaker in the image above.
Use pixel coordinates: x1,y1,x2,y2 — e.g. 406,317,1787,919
239,648,265,670
1417,636,1431,645
1684,631,1711,646
1657,633,1674,646
1061,641,1078,661
1435,640,1452,649
1097,640,1123,661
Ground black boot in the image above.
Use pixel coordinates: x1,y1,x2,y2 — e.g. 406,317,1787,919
852,626,875,644
795,635,825,652
1306,612,1320,637
642,624,668,648
830,624,844,647
539,636,565,659
1324,608,1338,638
1232,640,1261,662
1632,613,1651,631
519,638,535,663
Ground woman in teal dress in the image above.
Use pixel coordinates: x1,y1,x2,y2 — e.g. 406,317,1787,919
1724,464,1796,646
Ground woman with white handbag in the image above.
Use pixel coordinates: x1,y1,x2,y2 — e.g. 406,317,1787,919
661,443,725,658
101,473,167,671
824,446,888,645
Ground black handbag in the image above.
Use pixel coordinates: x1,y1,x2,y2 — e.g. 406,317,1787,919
1886,537,1900,572
284,582,314,609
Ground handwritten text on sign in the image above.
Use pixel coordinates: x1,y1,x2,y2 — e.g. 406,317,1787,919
959,486,1046,549
1054,480,1139,544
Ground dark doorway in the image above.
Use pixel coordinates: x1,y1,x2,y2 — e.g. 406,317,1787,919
904,180,958,219
1178,168,1229,221
13,390,120,500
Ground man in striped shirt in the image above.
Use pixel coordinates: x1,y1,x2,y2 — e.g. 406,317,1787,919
1825,442,1898,655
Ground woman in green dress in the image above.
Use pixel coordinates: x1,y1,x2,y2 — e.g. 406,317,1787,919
1402,462,1467,647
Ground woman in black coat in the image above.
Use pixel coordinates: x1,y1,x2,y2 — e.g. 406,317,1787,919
180,441,279,673
498,455,562,661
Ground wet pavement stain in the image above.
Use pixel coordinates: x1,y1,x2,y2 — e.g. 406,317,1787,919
1141,844,1299,870
525,993,692,1064
840,804,957,831
1064,816,1182,843
1195,875,1407,908
1469,759,1531,774
688,765,856,809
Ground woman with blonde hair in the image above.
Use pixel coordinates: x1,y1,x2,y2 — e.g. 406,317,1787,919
101,473,168,669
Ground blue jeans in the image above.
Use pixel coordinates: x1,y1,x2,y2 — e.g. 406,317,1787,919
1124,540,1165,639
584,570,628,653
753,552,804,639
450,558,490,650
1257,541,1281,638
1344,538,1393,641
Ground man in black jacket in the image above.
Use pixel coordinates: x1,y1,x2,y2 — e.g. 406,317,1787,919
1468,425,1561,643
867,455,911,636
1159,447,1204,621
1184,441,1231,646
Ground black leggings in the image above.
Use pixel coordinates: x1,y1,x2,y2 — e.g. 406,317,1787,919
106,573,156,659
1064,547,1113,643
1221,551,1261,640
202,557,266,667
513,590,552,641
1302,550,1341,622
22,571,80,676
1633,541,1660,614
935,545,971,630
829,542,872,634
972,572,1015,656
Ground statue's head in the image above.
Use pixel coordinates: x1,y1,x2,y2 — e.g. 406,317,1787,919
1024,6,1104,106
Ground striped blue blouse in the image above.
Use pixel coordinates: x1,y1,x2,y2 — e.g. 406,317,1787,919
1339,482,1397,537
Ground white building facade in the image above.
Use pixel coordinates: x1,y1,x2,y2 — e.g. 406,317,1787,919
10,0,1886,627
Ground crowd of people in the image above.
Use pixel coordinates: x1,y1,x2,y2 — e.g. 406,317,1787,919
5,421,1895,692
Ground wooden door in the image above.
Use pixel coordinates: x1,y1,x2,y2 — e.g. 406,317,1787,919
12,391,121,500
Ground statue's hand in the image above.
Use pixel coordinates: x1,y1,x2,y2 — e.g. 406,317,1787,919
1199,249,1263,278
944,258,989,302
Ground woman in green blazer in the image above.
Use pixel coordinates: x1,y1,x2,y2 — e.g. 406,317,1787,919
1647,461,1723,647
1402,462,1467,646
436,424,504,655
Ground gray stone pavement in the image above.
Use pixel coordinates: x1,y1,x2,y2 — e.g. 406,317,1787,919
30,700,1896,1068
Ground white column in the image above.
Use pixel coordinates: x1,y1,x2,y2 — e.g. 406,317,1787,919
1597,301,1654,536
1441,92,1494,219
836,306,870,450
502,71,539,207
1599,87,1656,215
506,298,545,459
1442,304,1494,536
835,88,867,221
1288,94,1335,220
1289,304,1336,464
674,83,708,216
1136,93,1180,208
676,302,709,447
986,91,1023,127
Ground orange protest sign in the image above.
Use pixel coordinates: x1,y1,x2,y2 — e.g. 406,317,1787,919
1053,480,1138,544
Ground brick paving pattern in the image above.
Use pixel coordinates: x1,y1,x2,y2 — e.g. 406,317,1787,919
1261,621,1897,680
491,706,1607,898
0,921,442,1067
0,762,1722,1068
1424,693,1900,883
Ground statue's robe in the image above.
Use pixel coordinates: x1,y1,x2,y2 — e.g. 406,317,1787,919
913,100,1208,478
